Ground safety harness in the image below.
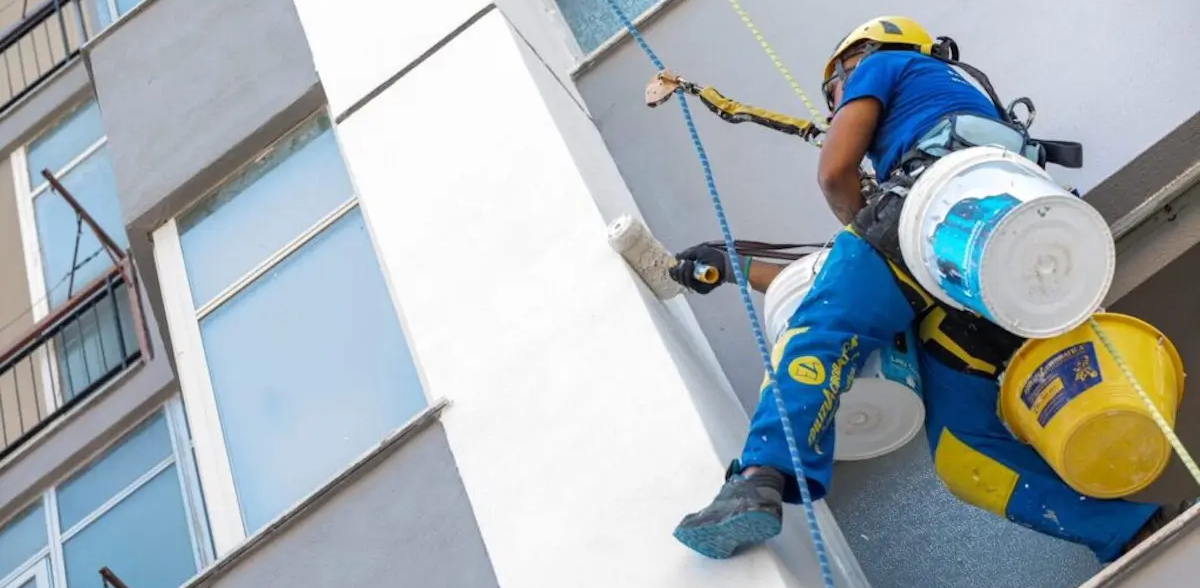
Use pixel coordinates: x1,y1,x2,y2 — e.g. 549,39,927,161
836,37,1083,259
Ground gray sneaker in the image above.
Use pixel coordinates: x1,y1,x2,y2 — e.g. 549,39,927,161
672,461,784,559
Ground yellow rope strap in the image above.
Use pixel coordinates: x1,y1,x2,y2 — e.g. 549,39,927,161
724,0,828,128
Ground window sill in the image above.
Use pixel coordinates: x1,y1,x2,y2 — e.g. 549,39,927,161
178,397,451,588
568,0,687,81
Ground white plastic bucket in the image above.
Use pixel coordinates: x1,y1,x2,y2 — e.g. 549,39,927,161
898,146,1115,339
763,251,925,461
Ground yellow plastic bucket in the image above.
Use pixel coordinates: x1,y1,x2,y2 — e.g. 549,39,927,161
999,312,1186,499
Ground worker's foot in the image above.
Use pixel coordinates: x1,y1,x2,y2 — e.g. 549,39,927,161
1120,499,1198,556
673,460,784,559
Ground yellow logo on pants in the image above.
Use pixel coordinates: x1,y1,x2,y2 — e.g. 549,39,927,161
760,327,812,393
807,336,861,453
788,356,827,386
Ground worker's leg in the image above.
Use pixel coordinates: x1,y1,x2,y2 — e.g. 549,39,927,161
673,229,924,559
920,352,1160,563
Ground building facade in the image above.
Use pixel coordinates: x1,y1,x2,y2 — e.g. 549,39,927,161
0,1,1196,588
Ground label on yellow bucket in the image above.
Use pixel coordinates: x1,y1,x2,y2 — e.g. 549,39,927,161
1020,342,1103,427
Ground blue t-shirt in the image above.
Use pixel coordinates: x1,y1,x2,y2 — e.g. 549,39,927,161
838,51,1000,176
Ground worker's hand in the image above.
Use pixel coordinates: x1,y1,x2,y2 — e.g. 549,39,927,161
670,245,733,294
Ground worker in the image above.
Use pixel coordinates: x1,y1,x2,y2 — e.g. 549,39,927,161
665,16,1189,564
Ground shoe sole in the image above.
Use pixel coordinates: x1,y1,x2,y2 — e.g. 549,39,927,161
673,511,782,559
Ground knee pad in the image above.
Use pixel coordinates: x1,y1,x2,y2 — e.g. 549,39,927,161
932,428,1019,518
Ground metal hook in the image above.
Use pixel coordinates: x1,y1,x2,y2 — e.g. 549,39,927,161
1007,97,1037,131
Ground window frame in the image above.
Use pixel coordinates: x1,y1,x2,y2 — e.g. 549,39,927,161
152,108,431,555
535,0,586,63
103,0,120,24
9,98,113,418
0,398,213,588
0,556,49,588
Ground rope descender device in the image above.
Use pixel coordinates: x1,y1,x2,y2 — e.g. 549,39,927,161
644,71,825,145
644,69,694,107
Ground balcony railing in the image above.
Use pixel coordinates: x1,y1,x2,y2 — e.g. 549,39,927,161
0,170,149,461
0,0,100,115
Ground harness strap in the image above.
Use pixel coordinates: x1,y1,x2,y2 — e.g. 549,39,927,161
934,55,1084,169
935,57,1010,123
1037,139,1084,169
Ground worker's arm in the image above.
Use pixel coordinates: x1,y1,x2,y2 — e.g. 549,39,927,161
669,244,786,294
818,52,900,225
745,259,786,293
817,98,881,225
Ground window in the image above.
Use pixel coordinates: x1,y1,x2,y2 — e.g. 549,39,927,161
554,0,659,55
95,0,150,28
0,402,210,588
12,99,138,406
155,113,427,553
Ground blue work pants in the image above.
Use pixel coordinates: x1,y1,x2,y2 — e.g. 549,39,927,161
740,229,1157,562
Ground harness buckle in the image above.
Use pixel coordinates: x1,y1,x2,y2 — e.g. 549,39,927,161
644,70,697,108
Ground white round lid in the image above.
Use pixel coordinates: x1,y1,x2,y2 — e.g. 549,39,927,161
980,194,1115,338
834,378,925,461
763,250,829,339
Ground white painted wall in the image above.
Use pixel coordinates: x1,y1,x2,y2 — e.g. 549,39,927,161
287,0,491,116
287,4,866,587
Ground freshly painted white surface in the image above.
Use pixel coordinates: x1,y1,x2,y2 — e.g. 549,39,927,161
320,9,837,588
288,0,490,116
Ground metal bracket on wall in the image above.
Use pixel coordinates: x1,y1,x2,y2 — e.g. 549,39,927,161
100,567,131,588
41,169,153,361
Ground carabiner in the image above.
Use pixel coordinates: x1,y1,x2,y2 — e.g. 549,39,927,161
1006,97,1037,131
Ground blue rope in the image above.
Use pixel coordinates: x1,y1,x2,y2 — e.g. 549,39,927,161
599,2,835,586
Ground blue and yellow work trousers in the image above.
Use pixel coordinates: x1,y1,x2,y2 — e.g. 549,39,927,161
740,229,1159,562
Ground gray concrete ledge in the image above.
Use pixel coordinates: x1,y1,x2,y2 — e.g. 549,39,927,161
179,397,452,588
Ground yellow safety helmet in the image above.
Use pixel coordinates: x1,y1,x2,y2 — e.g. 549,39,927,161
822,16,936,83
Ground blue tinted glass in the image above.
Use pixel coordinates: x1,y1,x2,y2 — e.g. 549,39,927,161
178,117,355,308
63,465,196,588
0,501,46,580
33,146,129,310
199,207,426,532
57,413,172,531
555,0,657,54
97,2,114,28
115,0,146,19
55,286,138,401
27,101,105,189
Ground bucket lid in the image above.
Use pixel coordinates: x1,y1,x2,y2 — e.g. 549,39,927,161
981,195,1115,338
834,378,925,461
